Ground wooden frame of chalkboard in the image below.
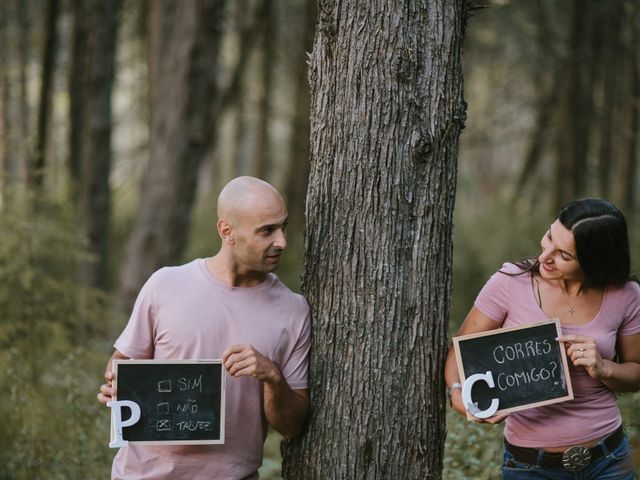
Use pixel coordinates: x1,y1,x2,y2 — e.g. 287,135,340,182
453,319,573,420
112,360,225,445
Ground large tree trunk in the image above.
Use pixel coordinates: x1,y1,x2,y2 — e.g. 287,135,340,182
77,0,121,289
118,0,225,310
282,1,468,479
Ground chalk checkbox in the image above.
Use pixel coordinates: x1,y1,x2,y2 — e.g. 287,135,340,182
157,380,172,392
156,419,171,432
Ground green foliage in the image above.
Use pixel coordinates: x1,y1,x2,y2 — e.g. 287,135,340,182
451,195,549,329
259,429,285,480
443,393,640,478
0,194,113,479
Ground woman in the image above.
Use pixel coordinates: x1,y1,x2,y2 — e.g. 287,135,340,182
445,198,640,479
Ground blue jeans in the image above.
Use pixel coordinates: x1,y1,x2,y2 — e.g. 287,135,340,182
502,434,635,479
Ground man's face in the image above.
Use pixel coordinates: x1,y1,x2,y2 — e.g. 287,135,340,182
231,194,288,274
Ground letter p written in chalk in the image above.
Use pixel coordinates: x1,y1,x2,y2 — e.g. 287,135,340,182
108,400,141,448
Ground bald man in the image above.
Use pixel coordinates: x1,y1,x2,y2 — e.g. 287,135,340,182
98,177,310,480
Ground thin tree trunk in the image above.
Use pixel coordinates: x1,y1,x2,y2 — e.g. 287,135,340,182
229,104,247,179
32,0,60,189
283,0,315,235
0,3,8,207
78,0,121,290
68,0,89,197
513,73,559,202
598,60,619,198
620,4,640,212
210,0,261,194
282,1,468,478
218,1,261,180
118,0,225,310
553,0,595,210
251,0,275,180
17,0,30,185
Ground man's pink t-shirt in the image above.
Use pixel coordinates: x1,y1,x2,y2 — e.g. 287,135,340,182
111,259,310,480
474,263,640,448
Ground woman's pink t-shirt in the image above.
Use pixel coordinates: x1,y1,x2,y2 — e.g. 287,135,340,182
474,263,640,448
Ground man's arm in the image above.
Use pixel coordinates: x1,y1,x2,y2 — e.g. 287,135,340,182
97,350,130,405
223,344,309,438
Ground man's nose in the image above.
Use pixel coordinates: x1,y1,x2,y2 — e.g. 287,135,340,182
273,229,287,250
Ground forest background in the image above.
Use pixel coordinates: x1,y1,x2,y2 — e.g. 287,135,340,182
0,0,639,479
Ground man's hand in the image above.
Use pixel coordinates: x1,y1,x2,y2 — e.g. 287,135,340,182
97,371,116,405
222,344,309,438
97,350,128,406
222,344,281,384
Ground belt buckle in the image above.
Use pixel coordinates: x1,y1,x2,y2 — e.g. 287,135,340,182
561,445,592,472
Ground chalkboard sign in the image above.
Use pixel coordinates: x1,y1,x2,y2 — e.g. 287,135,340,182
453,319,573,419
110,360,225,446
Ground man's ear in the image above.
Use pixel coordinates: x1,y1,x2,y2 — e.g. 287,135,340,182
217,219,234,244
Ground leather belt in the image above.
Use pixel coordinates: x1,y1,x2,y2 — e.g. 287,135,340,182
505,425,625,472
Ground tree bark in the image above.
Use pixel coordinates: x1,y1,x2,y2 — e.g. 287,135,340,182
31,0,60,189
282,1,468,478
118,0,225,310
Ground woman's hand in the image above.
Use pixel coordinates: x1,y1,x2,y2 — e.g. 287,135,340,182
449,388,509,424
557,334,608,380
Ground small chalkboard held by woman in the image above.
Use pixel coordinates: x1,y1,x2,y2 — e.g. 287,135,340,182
452,318,574,420
445,198,640,478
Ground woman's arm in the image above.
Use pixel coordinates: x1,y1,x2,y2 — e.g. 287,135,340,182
445,306,503,421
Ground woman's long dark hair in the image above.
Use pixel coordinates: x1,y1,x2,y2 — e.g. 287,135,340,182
506,198,636,288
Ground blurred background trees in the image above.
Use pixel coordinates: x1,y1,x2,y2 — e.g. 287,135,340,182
0,0,638,478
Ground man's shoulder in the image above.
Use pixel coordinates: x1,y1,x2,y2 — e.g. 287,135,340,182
267,274,309,312
149,259,202,285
